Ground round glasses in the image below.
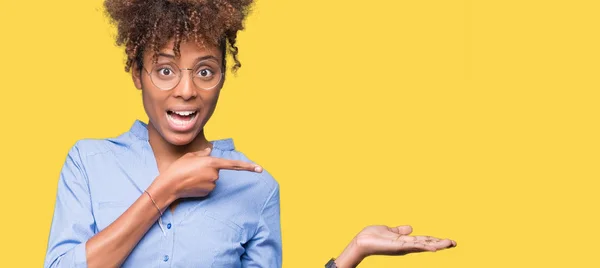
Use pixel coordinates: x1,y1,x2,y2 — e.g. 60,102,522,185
142,60,223,91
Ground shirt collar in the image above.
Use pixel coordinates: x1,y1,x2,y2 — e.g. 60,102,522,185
129,119,235,151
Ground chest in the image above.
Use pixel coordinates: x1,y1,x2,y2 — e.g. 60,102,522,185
85,156,259,267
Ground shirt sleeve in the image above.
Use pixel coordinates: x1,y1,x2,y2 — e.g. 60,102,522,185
44,144,95,268
241,184,282,268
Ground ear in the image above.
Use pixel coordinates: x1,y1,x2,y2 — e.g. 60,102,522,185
132,62,143,90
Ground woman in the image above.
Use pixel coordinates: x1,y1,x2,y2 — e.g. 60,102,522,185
44,0,456,267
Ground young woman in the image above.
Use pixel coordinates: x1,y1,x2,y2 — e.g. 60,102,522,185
44,1,456,267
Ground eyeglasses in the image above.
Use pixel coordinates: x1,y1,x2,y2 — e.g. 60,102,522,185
142,60,223,91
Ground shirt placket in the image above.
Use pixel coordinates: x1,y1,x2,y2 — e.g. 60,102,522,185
158,209,175,268
139,142,176,268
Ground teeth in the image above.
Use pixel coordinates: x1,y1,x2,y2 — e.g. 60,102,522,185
167,113,196,125
172,111,196,116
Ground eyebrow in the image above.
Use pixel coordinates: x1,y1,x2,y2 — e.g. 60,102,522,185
157,53,219,62
158,53,176,59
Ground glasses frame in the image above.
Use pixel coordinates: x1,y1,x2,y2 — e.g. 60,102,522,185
141,61,224,91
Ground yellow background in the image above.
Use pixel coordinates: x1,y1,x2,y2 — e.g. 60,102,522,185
1,0,599,267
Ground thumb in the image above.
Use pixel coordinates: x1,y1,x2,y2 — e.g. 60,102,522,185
393,225,413,236
194,146,212,157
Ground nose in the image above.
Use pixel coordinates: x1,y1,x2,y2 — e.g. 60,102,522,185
172,69,197,100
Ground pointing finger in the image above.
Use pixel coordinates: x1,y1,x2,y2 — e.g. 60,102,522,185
212,158,263,173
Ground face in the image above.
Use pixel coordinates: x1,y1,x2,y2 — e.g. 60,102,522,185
133,40,224,146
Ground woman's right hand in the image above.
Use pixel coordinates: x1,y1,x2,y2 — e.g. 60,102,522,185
154,147,263,201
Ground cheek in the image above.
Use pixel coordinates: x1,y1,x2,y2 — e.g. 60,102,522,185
190,93,219,127
142,90,166,120
142,91,153,112
201,92,221,115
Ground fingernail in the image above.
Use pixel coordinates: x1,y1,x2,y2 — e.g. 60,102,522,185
254,166,263,172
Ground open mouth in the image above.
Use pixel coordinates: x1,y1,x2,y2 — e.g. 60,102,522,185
166,110,198,130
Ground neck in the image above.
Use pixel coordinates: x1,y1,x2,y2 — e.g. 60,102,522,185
146,121,212,165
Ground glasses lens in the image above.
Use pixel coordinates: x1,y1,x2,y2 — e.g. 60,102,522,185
192,60,223,90
150,63,180,90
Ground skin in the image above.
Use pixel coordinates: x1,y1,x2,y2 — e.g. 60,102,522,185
334,225,458,267
84,40,262,268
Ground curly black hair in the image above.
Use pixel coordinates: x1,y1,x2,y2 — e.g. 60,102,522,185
104,0,254,73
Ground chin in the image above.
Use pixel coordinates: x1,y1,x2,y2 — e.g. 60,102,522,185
164,132,198,146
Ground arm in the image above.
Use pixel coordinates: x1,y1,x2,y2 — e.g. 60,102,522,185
44,144,177,268
83,178,174,267
45,147,261,268
241,185,282,268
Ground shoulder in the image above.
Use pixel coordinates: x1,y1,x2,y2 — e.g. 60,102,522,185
223,148,279,192
211,138,279,194
67,130,142,159
65,120,149,158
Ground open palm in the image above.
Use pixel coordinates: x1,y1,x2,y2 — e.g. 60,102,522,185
354,225,456,257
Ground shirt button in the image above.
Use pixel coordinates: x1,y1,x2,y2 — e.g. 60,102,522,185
167,223,172,229
163,255,169,262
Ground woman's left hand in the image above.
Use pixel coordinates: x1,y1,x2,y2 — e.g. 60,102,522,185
334,225,457,268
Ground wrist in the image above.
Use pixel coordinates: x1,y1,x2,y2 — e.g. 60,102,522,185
146,175,177,212
335,238,365,268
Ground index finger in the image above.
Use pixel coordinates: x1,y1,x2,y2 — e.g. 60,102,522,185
211,158,263,173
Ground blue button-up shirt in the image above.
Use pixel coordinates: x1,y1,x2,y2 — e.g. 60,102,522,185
44,120,282,268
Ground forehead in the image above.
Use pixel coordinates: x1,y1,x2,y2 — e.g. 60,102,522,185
149,40,223,64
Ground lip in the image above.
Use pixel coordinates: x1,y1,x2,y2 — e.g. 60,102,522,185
165,109,199,132
168,107,200,113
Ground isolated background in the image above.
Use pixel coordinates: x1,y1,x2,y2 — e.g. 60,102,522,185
0,0,598,267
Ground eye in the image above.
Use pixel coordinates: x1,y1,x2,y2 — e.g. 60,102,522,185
197,68,214,78
158,68,174,76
